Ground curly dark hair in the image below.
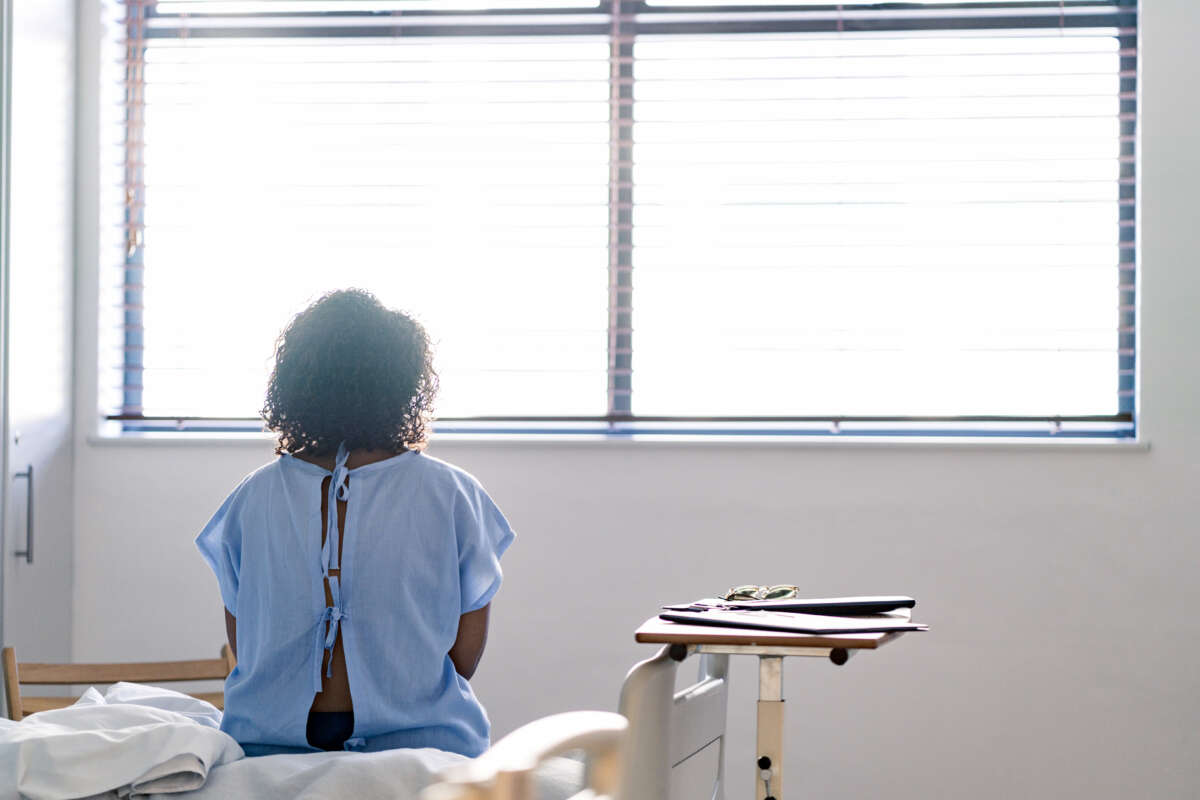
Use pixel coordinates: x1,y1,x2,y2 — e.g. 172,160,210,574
262,289,438,456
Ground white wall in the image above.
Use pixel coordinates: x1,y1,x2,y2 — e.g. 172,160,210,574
2,0,76,666
71,2,1199,798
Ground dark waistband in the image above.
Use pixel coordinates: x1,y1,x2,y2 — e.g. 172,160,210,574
306,710,355,752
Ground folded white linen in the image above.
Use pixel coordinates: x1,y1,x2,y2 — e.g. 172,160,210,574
93,682,223,729
0,683,243,800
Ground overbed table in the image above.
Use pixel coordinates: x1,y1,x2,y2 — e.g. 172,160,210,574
635,615,909,800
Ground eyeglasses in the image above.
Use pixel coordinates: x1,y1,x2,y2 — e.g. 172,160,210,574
722,584,801,601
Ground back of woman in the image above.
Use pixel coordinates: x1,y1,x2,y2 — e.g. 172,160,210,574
196,289,514,756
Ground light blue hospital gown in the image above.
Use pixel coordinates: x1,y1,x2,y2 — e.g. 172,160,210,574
195,447,514,756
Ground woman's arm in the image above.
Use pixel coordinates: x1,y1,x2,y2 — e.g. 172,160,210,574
227,605,488,678
449,604,490,680
225,608,237,660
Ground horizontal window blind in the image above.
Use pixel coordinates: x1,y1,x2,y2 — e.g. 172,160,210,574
105,0,1136,435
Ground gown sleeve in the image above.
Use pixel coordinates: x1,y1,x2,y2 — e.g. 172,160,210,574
454,478,516,615
195,483,246,617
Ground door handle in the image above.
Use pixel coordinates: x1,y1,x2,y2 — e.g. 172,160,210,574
13,465,32,564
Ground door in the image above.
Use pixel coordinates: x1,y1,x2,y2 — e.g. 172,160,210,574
1,0,75,670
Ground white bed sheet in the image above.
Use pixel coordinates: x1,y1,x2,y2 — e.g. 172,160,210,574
141,749,584,800
2,682,583,800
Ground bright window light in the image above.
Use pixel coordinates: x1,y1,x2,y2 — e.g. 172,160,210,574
630,34,1124,416
139,36,611,417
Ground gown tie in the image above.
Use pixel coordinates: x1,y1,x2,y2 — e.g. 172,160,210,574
314,442,351,688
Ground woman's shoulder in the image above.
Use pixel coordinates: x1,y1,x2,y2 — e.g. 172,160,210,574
245,457,291,486
218,457,293,505
406,451,488,496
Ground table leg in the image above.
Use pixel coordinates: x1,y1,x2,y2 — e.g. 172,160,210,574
755,656,785,800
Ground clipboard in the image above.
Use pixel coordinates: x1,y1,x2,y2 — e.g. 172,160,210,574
659,608,928,635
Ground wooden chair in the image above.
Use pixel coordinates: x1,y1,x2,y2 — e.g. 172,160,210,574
1,645,236,721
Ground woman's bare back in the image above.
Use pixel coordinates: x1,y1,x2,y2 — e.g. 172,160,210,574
301,448,398,713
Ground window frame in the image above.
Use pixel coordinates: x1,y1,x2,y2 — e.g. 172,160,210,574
110,0,1139,440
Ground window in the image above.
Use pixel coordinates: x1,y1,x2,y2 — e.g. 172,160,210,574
105,0,1137,437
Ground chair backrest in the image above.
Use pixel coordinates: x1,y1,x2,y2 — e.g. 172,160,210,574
617,645,729,800
1,645,236,721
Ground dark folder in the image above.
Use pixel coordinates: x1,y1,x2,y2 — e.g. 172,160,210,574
659,608,928,635
663,595,916,616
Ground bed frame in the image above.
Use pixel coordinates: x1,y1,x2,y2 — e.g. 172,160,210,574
425,645,730,800
618,645,729,800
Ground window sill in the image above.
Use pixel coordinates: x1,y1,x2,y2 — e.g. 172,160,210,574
85,430,1151,453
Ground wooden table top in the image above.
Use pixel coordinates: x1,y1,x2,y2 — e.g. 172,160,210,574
635,616,901,650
